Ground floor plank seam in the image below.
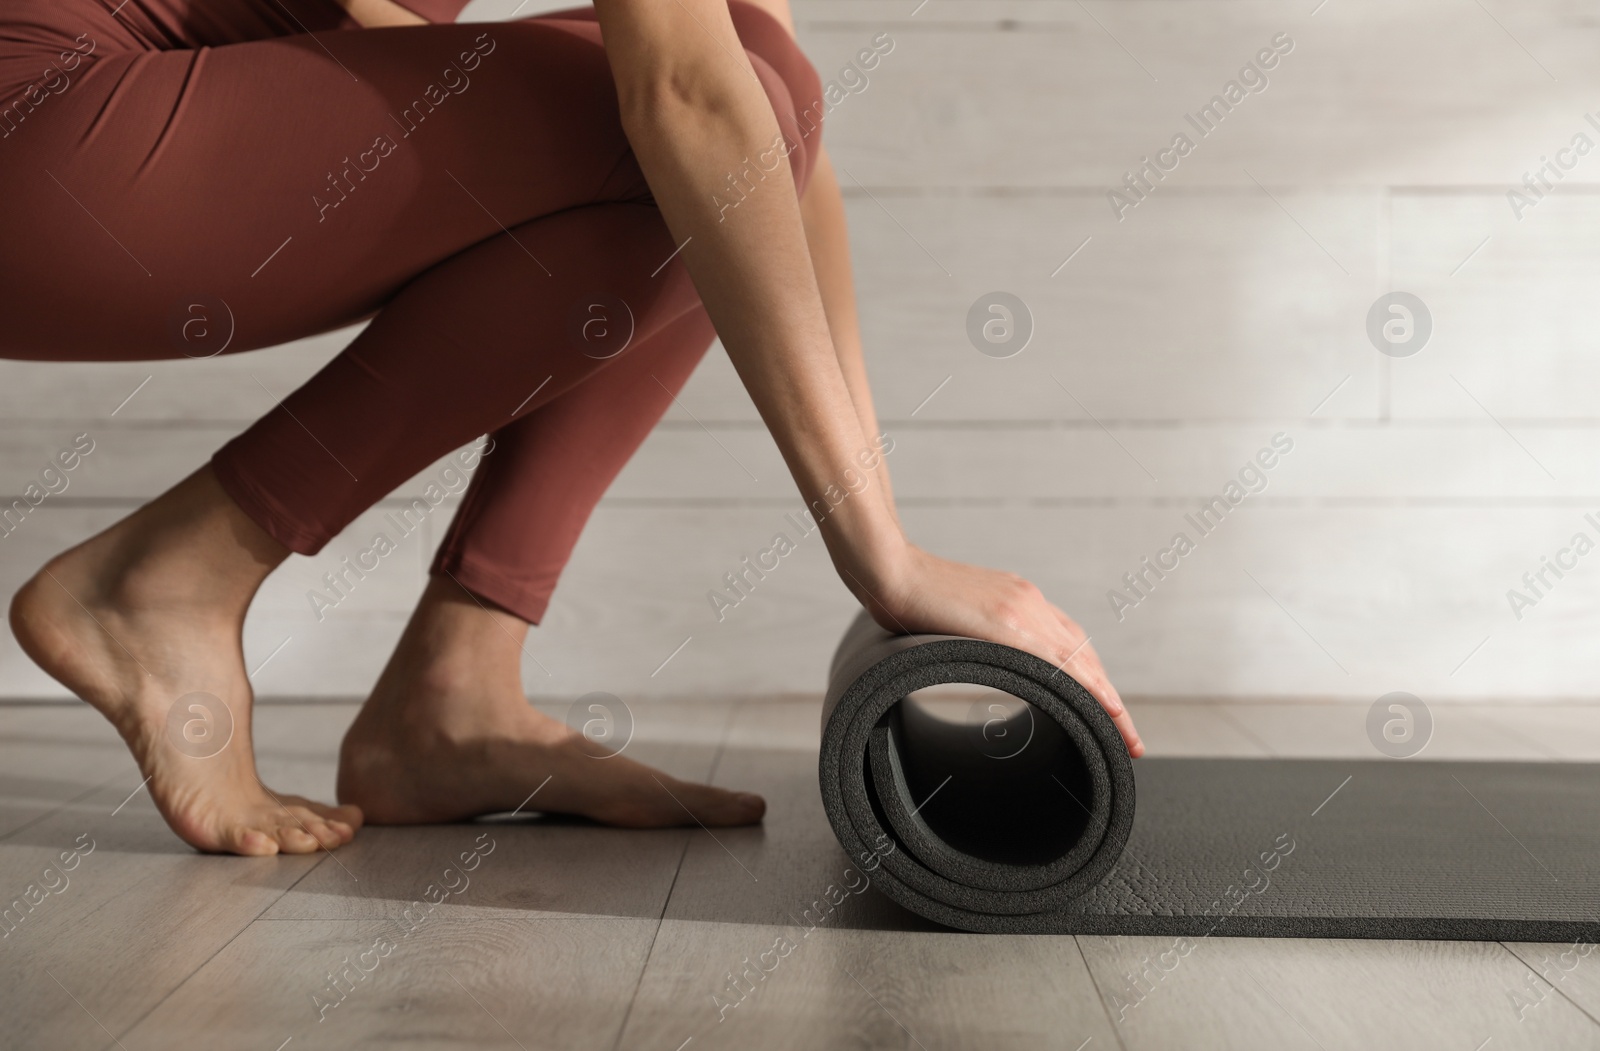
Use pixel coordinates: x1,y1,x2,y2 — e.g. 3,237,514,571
606,704,741,1051
1070,934,1130,1051
0,771,125,844
102,853,332,1045
1499,941,1600,1033
606,845,688,1051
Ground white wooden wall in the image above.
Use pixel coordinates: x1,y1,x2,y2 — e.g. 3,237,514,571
2,0,1597,702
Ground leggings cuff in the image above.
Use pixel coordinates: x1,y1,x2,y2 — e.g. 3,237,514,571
432,549,554,626
210,448,331,556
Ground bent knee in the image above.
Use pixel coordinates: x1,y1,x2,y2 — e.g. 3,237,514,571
726,1,826,188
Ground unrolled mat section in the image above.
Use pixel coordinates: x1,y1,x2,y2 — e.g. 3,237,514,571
818,612,1600,939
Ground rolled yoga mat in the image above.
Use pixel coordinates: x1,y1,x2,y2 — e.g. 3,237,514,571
819,611,1600,939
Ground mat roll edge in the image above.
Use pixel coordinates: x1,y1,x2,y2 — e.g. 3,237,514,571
818,610,1136,933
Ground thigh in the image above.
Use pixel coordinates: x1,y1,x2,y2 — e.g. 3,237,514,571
0,1,819,362
0,14,636,360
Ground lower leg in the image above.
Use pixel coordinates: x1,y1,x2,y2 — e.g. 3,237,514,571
338,574,764,826
9,465,362,855
339,308,764,827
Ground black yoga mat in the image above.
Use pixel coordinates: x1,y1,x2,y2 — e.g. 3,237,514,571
819,612,1600,939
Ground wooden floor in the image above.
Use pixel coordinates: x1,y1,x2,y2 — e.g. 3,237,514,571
3,697,1599,1050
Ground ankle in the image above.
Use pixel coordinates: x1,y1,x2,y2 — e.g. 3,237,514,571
91,467,287,616
347,573,534,739
360,624,528,731
401,578,528,670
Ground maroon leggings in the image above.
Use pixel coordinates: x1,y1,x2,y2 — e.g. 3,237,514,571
0,0,823,622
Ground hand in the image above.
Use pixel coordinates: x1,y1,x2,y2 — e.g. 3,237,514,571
846,544,1143,758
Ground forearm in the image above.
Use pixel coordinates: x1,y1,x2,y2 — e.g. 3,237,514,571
613,46,904,579
333,0,427,27
799,145,898,522
592,1,1133,747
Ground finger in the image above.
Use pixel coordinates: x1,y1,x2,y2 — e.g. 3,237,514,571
1047,607,1118,697
1048,603,1086,638
1024,622,1117,722
1040,607,1113,700
1045,605,1141,757
1062,656,1140,754
1047,604,1099,665
1110,709,1144,758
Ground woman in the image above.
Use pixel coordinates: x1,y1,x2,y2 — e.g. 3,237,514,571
0,0,1142,856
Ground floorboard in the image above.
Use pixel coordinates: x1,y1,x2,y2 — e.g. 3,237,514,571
0,705,138,841
1076,935,1600,1051
0,777,320,1049
4,699,1599,1048
616,701,1124,1051
118,915,661,1051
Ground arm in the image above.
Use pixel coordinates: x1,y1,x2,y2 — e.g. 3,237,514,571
597,0,901,578
743,3,893,508
334,0,428,27
597,0,1140,755
800,144,897,521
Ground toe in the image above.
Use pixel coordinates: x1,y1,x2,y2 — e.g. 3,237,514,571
734,791,766,824
307,819,344,849
287,808,343,849
659,778,765,828
282,796,364,832
701,787,766,827
233,827,280,856
275,826,321,853
322,802,365,831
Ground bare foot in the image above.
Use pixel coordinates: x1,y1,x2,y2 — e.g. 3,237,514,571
338,577,765,827
9,468,362,855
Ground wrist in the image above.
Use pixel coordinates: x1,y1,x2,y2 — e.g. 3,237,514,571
818,495,911,606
